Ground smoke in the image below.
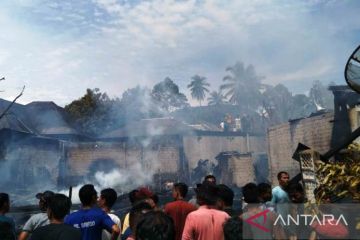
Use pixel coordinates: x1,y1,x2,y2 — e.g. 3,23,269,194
60,163,154,204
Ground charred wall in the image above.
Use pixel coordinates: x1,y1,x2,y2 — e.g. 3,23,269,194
267,112,334,185
62,136,181,186
183,134,266,170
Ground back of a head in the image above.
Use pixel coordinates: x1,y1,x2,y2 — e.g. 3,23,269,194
48,194,72,220
136,211,175,240
129,189,139,205
257,183,271,193
79,184,97,206
174,183,188,198
129,201,153,231
134,187,154,203
223,216,243,240
0,193,9,210
217,184,234,207
287,182,304,193
242,183,259,204
257,183,272,202
196,182,219,206
101,188,118,209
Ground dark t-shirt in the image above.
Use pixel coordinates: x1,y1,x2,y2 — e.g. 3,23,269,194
164,200,196,240
64,207,115,240
0,215,15,240
30,223,81,240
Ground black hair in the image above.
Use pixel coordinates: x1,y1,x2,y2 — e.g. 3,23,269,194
286,182,304,194
203,175,216,184
0,193,9,209
136,211,175,240
48,194,72,220
217,184,234,206
174,183,188,198
129,201,153,232
196,182,218,206
79,184,97,206
277,171,289,180
257,182,272,202
151,194,159,205
100,188,117,209
223,216,243,240
129,189,139,204
242,183,259,204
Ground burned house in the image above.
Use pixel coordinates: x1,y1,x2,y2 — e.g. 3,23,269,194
267,85,360,185
0,100,88,204
63,118,267,187
0,99,267,204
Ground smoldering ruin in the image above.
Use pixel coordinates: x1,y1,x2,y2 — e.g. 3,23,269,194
0,99,268,206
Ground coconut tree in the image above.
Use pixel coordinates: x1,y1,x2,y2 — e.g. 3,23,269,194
220,62,263,111
207,90,226,106
187,75,210,106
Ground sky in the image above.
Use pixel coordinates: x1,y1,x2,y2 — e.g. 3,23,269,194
0,0,359,106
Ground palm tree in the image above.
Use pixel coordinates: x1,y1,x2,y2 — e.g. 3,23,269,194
220,61,263,111
187,75,210,106
207,90,226,106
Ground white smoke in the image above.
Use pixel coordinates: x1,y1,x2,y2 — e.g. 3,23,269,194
60,162,154,204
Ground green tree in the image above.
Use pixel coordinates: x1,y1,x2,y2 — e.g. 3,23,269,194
187,75,210,106
220,61,263,110
64,88,117,136
152,77,189,112
207,90,226,106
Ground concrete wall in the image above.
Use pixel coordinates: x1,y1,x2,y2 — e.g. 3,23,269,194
218,154,255,187
267,112,334,185
64,137,180,183
183,135,266,170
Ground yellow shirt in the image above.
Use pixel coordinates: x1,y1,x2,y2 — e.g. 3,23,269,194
121,212,130,234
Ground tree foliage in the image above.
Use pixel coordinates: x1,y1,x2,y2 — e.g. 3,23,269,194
187,75,210,106
207,90,227,106
64,88,117,136
220,62,263,110
152,77,189,112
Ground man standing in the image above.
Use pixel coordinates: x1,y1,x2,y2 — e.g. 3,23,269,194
182,183,229,240
0,193,15,240
64,184,120,240
271,171,290,237
98,188,121,240
271,172,290,208
164,183,196,240
18,190,55,240
30,194,81,240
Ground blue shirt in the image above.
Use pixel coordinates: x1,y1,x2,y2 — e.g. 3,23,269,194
64,207,115,240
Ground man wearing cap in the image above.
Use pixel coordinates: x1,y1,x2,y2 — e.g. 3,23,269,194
18,190,55,240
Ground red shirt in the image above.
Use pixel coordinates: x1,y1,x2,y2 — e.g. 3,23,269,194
164,200,197,240
182,205,229,240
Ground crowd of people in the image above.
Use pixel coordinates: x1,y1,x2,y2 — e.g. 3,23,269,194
0,171,351,240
